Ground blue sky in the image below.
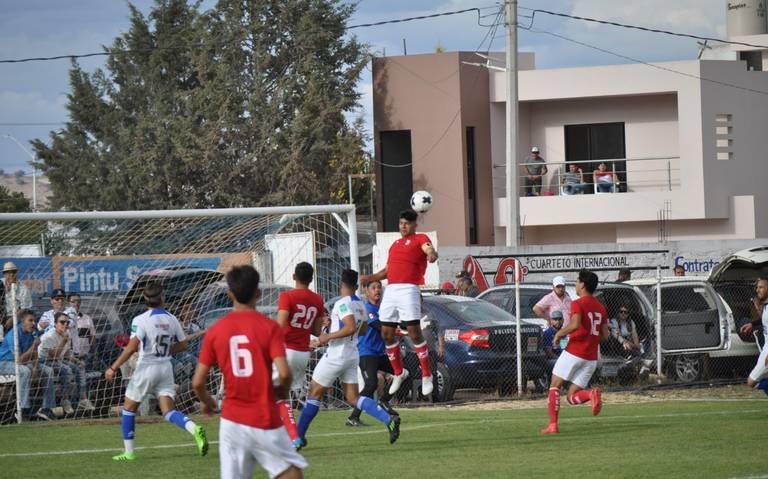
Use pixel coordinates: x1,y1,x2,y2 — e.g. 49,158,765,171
0,0,726,173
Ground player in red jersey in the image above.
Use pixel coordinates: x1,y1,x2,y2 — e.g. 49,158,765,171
542,269,610,435
274,262,325,443
360,209,438,396
192,265,307,479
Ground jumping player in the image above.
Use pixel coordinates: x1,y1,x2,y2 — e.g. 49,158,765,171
347,279,399,426
192,265,307,479
360,209,438,396
105,283,208,461
275,262,325,442
542,269,609,435
739,277,768,395
295,269,400,449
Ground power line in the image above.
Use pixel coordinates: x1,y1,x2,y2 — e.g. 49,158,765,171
520,6,768,50
0,6,498,64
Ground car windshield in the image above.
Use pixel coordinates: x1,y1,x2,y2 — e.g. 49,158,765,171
480,288,550,318
442,300,540,326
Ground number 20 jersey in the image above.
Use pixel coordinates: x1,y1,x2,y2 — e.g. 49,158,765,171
130,308,185,366
565,295,608,361
278,289,325,352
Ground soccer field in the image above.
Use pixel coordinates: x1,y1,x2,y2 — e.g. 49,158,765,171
0,396,765,479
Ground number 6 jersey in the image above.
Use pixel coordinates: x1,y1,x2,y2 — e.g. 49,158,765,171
130,308,185,366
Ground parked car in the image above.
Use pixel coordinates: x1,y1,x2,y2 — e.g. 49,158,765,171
628,277,757,381
396,295,548,402
708,246,768,283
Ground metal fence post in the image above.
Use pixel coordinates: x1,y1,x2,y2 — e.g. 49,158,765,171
656,266,663,377
11,284,22,424
515,260,522,396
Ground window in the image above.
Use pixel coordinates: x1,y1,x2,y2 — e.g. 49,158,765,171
379,130,414,231
715,114,733,161
564,122,626,191
466,127,478,244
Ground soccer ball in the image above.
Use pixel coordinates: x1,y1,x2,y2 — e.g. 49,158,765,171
410,190,433,213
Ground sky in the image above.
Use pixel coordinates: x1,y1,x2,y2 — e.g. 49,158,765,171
0,0,727,173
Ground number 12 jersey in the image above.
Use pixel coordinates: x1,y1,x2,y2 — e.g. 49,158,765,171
565,296,608,361
130,308,185,366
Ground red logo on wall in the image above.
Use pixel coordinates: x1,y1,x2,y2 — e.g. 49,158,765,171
462,255,529,292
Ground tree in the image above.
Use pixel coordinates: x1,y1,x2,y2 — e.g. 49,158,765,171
0,184,31,212
32,0,369,211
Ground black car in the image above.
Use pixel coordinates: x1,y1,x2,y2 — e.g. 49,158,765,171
398,295,547,402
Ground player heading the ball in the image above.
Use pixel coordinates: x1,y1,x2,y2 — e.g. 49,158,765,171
193,265,307,479
360,209,439,397
105,282,208,461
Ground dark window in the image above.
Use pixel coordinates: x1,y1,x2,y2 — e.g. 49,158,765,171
466,127,478,244
564,122,626,191
379,130,413,232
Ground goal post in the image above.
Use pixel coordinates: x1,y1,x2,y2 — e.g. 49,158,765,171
0,204,359,424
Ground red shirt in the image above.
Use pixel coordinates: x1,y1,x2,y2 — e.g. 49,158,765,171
198,310,285,429
278,288,325,352
565,295,608,360
387,233,432,285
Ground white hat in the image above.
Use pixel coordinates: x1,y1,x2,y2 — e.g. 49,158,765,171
552,276,565,287
2,262,18,273
531,146,540,153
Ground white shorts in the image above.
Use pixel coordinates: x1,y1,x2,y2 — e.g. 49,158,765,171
379,283,421,324
125,362,176,402
271,349,311,391
219,418,308,479
311,355,358,388
552,350,597,389
748,346,768,382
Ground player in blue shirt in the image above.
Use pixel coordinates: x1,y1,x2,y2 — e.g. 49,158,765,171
347,280,399,426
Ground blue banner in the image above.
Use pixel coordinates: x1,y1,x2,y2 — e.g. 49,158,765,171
0,257,54,296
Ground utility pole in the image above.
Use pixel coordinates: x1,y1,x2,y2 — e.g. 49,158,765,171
505,0,520,247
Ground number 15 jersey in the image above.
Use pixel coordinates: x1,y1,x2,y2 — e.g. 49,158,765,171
278,289,325,352
566,296,608,361
130,308,185,366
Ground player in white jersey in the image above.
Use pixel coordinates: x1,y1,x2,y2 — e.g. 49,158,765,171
105,282,208,461
294,269,400,449
740,277,768,395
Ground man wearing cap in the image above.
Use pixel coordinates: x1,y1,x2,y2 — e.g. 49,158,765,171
523,147,548,196
38,289,79,355
534,276,572,325
2,261,32,321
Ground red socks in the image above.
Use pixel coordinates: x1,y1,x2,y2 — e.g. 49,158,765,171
277,400,298,441
386,343,404,376
547,388,560,425
413,342,432,377
568,389,592,405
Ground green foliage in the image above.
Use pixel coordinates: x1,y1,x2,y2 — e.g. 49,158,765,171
0,184,31,212
32,0,369,211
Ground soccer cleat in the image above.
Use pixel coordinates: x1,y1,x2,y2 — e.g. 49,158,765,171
292,436,307,451
61,400,74,415
378,400,398,417
194,425,209,456
345,416,366,427
590,387,603,416
35,408,52,421
421,375,434,396
387,415,401,444
541,423,559,435
78,398,96,411
112,451,136,461
388,368,410,395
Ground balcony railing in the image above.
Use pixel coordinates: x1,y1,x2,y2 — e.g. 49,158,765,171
517,157,680,197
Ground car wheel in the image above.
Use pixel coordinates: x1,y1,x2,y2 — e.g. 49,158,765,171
431,363,454,402
670,354,704,382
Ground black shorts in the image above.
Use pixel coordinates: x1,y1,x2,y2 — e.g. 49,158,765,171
359,355,393,377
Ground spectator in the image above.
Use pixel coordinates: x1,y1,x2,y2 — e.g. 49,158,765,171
542,310,564,374
456,277,480,298
0,309,56,420
38,289,78,354
673,265,685,277
617,268,631,282
440,281,456,295
607,306,642,358
69,293,95,370
561,163,588,195
593,162,619,193
455,270,471,281
523,146,548,196
2,262,32,325
38,311,95,414
533,276,573,324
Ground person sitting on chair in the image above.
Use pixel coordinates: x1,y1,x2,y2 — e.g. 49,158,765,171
593,162,619,193
561,163,588,195
608,306,642,358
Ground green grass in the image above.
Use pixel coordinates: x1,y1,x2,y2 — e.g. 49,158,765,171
0,399,765,479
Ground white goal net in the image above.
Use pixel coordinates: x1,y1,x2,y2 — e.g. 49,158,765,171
0,205,359,424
